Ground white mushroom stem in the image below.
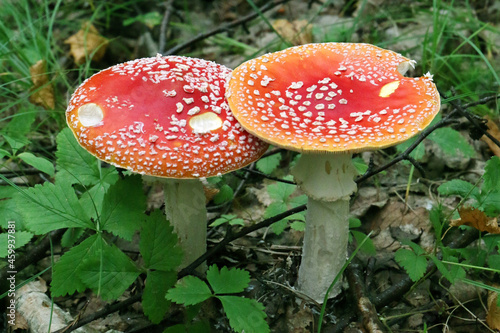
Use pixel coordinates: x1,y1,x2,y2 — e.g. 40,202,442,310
292,152,358,302
163,178,207,270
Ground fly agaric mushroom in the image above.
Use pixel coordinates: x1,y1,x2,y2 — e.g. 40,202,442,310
226,43,440,301
66,55,268,269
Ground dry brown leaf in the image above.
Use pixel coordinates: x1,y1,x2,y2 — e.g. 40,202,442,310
272,19,312,45
29,60,55,109
65,22,108,65
482,116,500,157
450,207,500,233
486,288,500,330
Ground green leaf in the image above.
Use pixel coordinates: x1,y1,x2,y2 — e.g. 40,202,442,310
428,127,475,158
79,242,140,300
256,153,281,174
267,180,296,203
99,175,146,241
271,219,287,235
18,152,55,176
288,194,307,207
394,248,428,282
79,167,119,219
3,108,37,140
140,210,183,271
213,184,233,204
123,11,163,28
166,276,212,306
2,134,30,153
60,228,85,248
352,157,368,174
396,137,426,160
483,156,500,192
0,231,33,258
210,214,245,227
264,202,288,219
481,190,500,216
488,254,500,271
207,265,250,294
217,296,269,333
437,179,479,199
55,128,101,186
163,324,187,333
351,230,376,255
290,221,305,231
142,270,176,324
349,217,362,228
51,234,103,297
16,182,93,234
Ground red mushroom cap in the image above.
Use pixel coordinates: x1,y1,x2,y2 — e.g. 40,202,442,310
66,55,269,178
227,43,440,153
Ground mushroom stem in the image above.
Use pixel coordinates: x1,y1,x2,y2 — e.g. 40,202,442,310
163,179,207,271
292,153,358,302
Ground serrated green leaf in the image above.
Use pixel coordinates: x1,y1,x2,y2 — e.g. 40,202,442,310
55,128,101,186
217,296,269,333
142,270,176,324
401,240,426,256
481,190,500,216
79,167,119,219
288,194,307,207
2,134,30,153
437,179,479,199
267,181,296,203
18,152,55,176
3,108,37,140
483,156,500,193
207,265,250,294
16,182,93,234
394,248,428,282
99,175,146,241
271,219,287,235
51,234,103,297
0,231,33,258
428,128,475,158
60,228,85,248
213,184,234,204
290,221,305,231
166,276,212,306
256,154,281,174
79,242,140,300
264,202,288,219
284,212,305,222
140,210,183,271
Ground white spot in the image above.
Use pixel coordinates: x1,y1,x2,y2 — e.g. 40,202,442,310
189,112,223,134
290,81,304,89
183,97,194,104
188,106,201,115
379,81,400,98
176,102,184,113
78,103,104,127
339,99,348,104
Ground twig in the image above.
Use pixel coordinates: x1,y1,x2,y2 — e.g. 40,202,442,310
329,227,480,332
53,293,143,333
158,0,175,54
344,258,385,332
241,167,297,185
164,0,290,55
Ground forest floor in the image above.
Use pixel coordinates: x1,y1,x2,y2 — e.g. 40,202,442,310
1,0,500,332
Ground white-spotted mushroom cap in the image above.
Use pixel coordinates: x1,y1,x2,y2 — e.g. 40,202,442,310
227,43,440,153
66,55,269,178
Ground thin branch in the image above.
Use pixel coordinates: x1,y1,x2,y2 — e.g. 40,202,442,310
164,0,290,55
158,0,175,54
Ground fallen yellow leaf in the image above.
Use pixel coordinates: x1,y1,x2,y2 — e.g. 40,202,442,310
486,288,500,330
450,207,500,234
482,116,500,158
29,60,55,109
65,22,108,65
272,19,312,45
